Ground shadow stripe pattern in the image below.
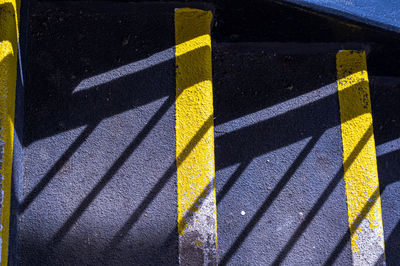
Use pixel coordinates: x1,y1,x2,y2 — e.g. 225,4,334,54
175,8,218,265
336,50,385,265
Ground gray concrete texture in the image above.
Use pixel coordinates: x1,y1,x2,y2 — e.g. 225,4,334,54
213,44,351,265
16,1,400,266
370,76,400,265
21,4,178,265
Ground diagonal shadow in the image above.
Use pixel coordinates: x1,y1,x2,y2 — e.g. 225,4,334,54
49,51,213,244
217,162,250,204
22,43,210,215
159,161,250,260
23,2,400,265
325,143,400,265
324,186,381,265
159,177,216,261
49,96,174,245
220,132,323,265
110,73,363,254
47,57,373,260
26,45,210,145
24,47,362,219
49,70,370,250
214,82,368,170
24,10,214,262
19,123,98,213
272,124,373,265
105,114,214,250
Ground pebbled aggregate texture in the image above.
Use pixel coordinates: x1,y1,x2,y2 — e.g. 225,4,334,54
18,1,400,265
370,76,400,266
21,4,178,265
213,45,352,265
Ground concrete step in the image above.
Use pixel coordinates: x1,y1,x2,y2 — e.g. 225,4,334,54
2,1,399,265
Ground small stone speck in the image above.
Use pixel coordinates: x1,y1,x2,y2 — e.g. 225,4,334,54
285,85,293,91
241,211,246,216
122,36,129,46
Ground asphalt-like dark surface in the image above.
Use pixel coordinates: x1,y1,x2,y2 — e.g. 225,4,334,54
16,1,400,265
370,76,400,265
21,4,179,265
213,44,351,265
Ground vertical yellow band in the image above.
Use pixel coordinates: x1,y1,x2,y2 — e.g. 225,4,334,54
337,50,385,265
0,0,20,265
175,8,218,265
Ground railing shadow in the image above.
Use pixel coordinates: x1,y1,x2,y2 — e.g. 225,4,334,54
220,133,323,265
324,188,380,265
274,124,373,265
20,1,400,265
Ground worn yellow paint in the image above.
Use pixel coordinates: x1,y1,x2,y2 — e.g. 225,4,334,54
0,0,20,265
175,35,211,58
336,51,385,257
175,8,216,236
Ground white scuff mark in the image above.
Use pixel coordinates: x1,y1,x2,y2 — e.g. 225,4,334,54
179,189,217,266
352,210,385,266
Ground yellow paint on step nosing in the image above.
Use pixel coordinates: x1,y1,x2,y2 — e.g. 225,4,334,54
0,0,20,265
175,8,218,265
175,35,211,57
0,41,14,62
337,71,369,90
336,50,385,265
0,0,20,39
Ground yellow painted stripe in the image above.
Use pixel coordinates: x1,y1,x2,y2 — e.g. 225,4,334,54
175,8,218,264
0,0,20,265
337,50,385,265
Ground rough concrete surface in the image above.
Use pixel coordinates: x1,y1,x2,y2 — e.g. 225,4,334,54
15,1,400,265
370,76,400,266
213,45,351,265
21,4,178,265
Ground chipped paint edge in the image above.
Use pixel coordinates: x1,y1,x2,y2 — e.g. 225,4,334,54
336,50,385,265
175,8,218,265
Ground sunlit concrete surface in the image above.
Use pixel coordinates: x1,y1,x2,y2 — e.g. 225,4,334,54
20,5,179,265
213,45,351,265
370,77,400,265
11,1,400,265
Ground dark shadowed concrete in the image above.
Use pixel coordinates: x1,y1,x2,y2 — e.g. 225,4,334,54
16,1,400,265
20,4,179,265
213,44,352,265
370,76,400,266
